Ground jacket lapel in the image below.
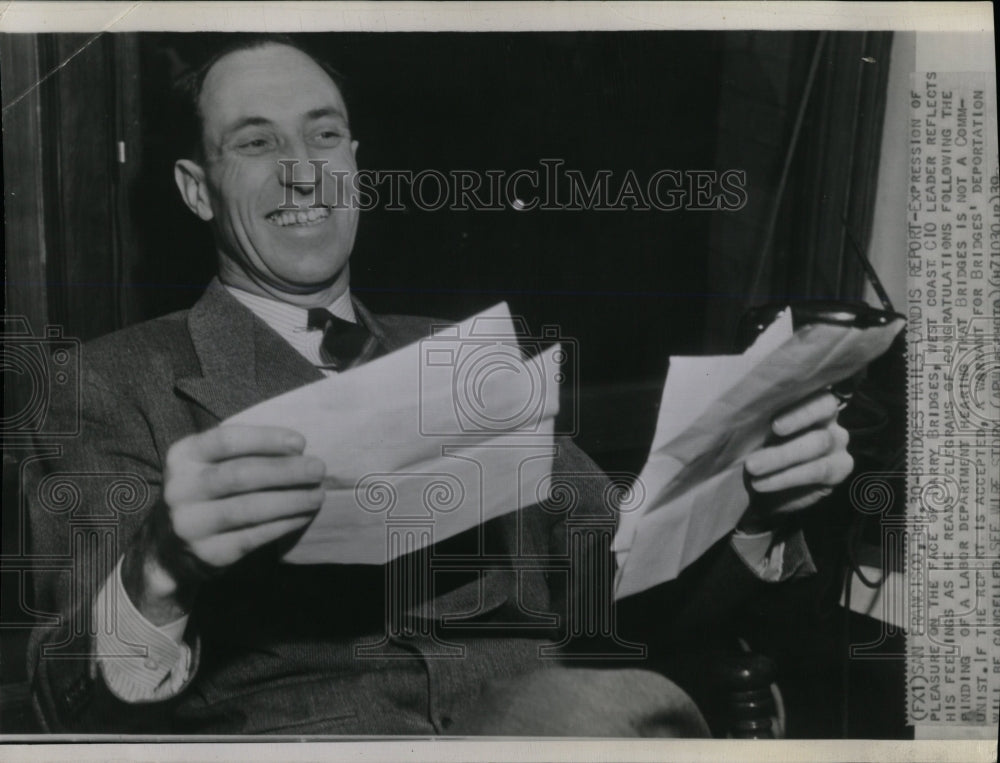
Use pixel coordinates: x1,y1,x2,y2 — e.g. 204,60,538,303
174,279,324,421
174,281,404,422
351,296,394,351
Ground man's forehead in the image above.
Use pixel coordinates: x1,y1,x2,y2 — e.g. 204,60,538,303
198,43,347,129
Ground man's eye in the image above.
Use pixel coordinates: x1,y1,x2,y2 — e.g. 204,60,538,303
235,137,275,154
312,130,345,147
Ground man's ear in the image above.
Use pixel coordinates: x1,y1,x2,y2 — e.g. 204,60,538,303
174,159,214,221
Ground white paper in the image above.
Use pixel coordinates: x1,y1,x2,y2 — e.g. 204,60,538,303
225,302,561,564
613,311,905,599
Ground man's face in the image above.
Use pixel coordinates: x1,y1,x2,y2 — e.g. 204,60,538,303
175,44,359,302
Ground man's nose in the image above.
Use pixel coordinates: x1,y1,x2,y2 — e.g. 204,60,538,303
276,135,321,190
277,157,325,195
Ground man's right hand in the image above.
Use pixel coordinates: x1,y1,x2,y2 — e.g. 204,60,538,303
122,425,326,625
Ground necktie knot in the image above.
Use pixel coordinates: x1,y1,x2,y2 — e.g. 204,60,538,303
307,308,378,371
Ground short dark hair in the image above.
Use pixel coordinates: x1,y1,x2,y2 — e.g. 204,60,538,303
171,34,348,162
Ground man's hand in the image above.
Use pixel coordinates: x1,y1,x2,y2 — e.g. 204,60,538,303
123,425,326,625
738,390,853,533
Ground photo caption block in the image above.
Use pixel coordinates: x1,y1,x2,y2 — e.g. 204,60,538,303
906,70,1000,727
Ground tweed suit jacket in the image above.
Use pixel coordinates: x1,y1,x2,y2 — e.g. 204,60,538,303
26,279,770,734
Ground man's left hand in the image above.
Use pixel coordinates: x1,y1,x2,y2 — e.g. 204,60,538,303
739,390,853,531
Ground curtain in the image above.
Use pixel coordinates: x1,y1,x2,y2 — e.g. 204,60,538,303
705,31,894,351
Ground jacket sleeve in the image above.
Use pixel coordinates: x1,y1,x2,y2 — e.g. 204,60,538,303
25,365,198,732
545,438,815,653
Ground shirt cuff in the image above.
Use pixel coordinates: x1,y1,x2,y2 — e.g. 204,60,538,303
93,556,192,702
731,529,785,582
730,527,815,583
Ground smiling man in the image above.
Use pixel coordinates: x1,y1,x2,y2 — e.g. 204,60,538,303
26,36,853,736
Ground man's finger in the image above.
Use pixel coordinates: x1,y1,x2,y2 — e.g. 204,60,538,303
180,425,307,464
192,515,315,569
769,486,835,515
201,455,326,498
772,391,840,437
749,450,854,493
174,487,325,539
746,427,838,477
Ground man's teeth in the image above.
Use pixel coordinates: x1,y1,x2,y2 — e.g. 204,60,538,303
268,207,332,227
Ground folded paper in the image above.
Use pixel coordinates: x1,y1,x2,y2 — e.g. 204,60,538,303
225,302,561,564
613,309,905,599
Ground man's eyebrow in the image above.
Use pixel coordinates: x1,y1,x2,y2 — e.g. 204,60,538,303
220,108,347,139
305,106,348,122
221,116,274,138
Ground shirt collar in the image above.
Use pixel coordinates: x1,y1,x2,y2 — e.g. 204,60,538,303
223,284,357,333
222,285,357,373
